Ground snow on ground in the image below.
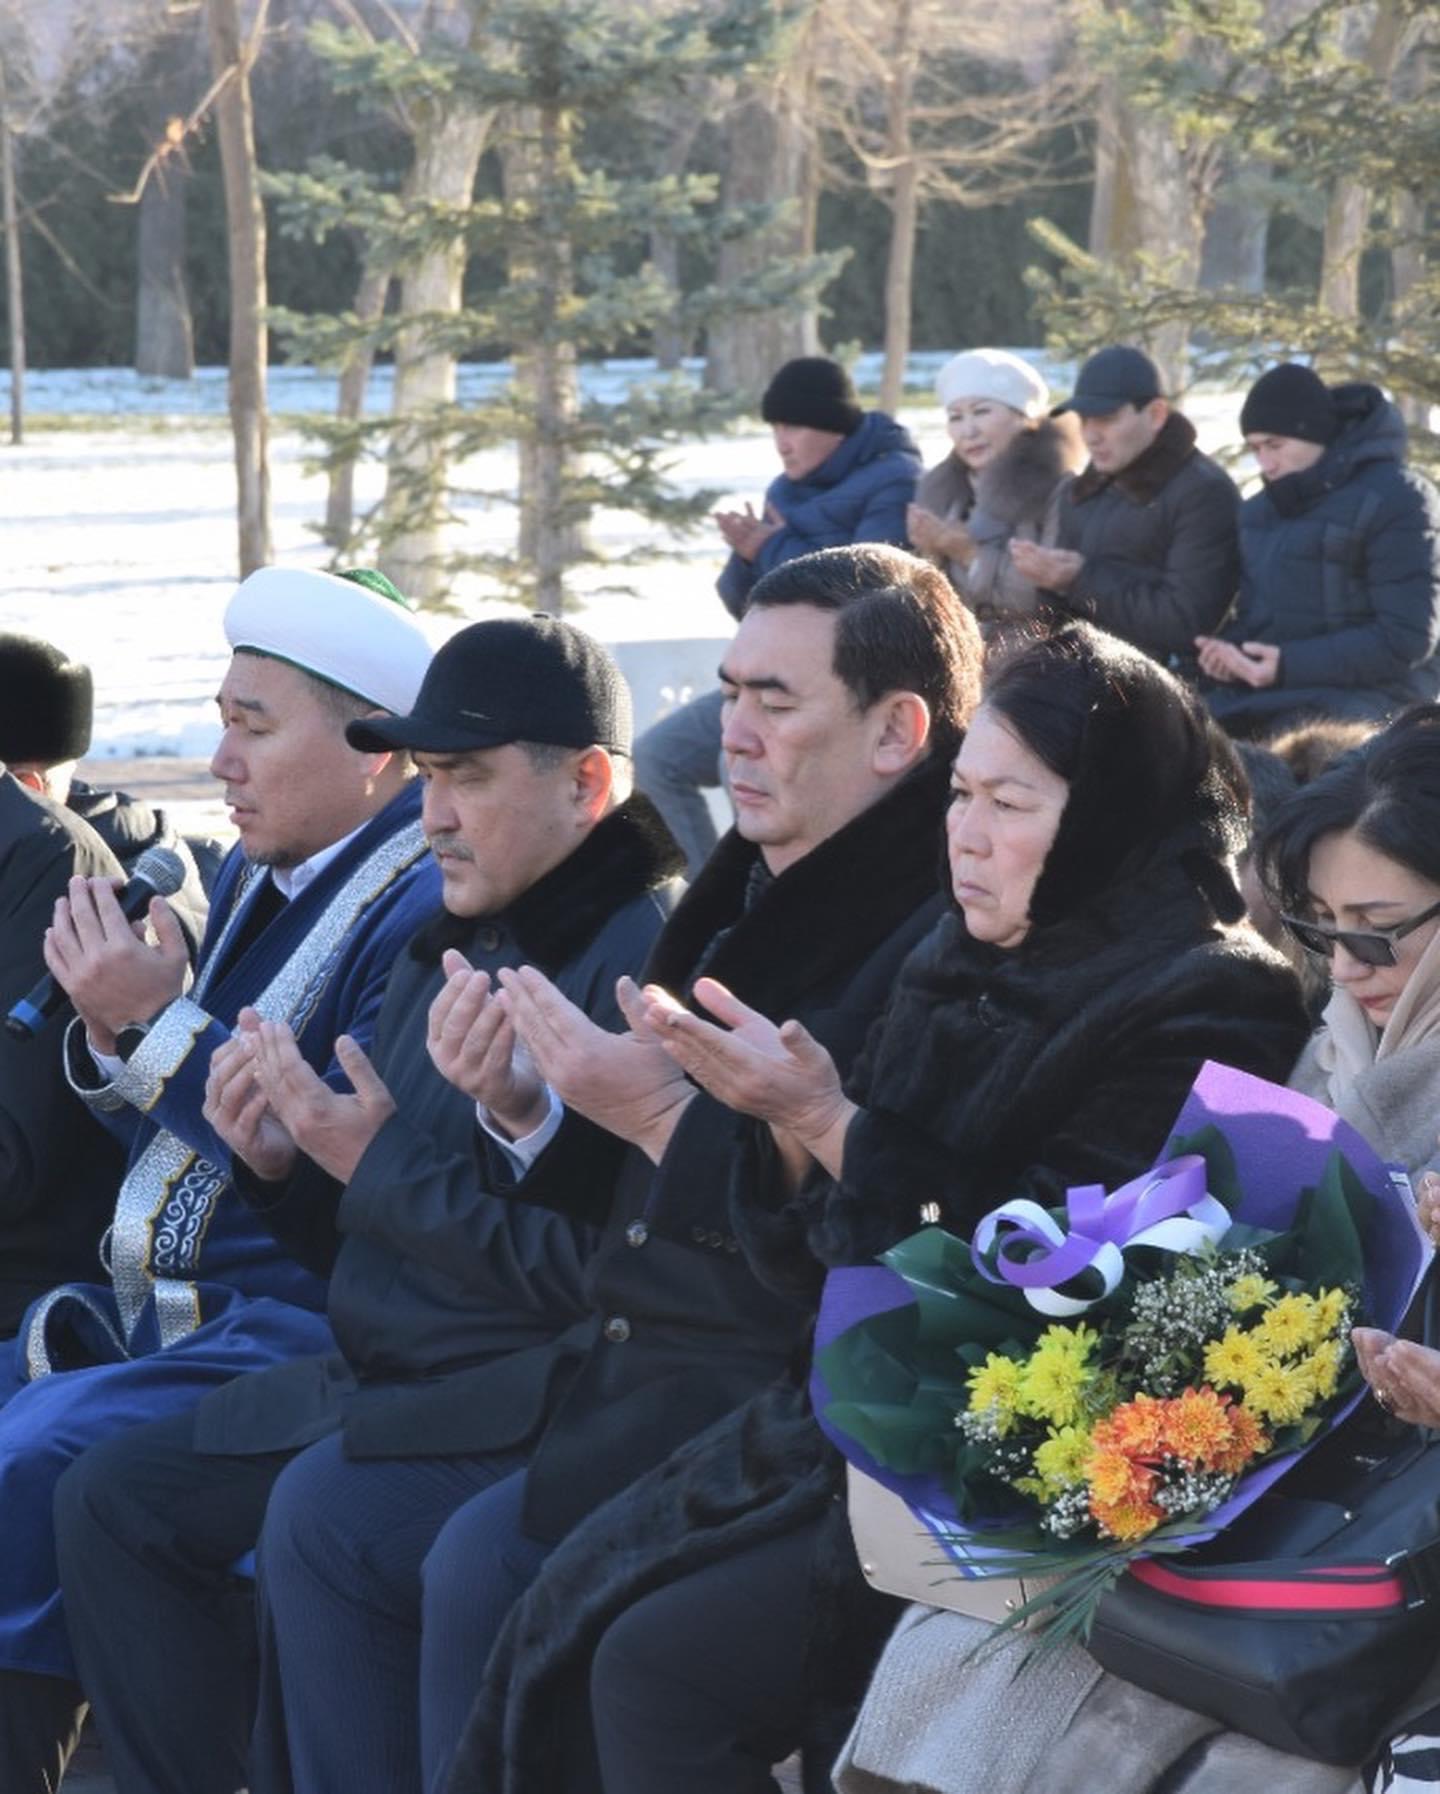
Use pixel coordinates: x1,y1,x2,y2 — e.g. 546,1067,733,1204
0,353,1255,762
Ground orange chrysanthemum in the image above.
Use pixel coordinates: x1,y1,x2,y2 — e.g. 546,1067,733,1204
1093,1393,1166,1458
1161,1387,1238,1465
1091,1491,1165,1542
1212,1401,1268,1474
1087,1444,1157,1508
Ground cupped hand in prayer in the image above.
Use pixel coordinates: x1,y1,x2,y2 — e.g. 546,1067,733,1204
629,975,856,1177
1353,1325,1440,1430
203,1012,297,1183
240,1016,396,1186
496,966,694,1164
426,949,546,1139
45,875,190,1055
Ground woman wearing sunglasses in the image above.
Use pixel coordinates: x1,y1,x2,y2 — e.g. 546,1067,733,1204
1263,703,1440,1185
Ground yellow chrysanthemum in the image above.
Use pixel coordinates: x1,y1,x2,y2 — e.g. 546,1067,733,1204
967,1354,1023,1433
1032,1424,1094,1492
1296,1336,1345,1401
1032,1322,1100,1363
1313,1288,1351,1337
1242,1358,1314,1426
1204,1326,1266,1389
1227,1272,1278,1314
1255,1293,1320,1357
1017,1351,1092,1428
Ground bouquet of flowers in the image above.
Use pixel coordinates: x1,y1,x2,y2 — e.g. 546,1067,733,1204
814,1063,1428,1644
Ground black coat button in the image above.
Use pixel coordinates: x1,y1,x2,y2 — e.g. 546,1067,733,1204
476,925,501,952
603,1316,631,1343
624,1221,649,1248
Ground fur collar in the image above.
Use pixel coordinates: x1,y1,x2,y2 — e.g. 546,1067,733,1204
969,414,1085,533
1070,409,1198,506
408,794,683,969
644,757,950,1017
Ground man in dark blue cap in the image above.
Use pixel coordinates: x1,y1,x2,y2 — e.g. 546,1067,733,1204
1011,343,1240,669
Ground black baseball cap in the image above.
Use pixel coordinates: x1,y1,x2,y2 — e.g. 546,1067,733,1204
1053,345,1163,417
347,616,633,757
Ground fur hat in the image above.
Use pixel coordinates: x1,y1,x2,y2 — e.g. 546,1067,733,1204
935,349,1048,419
760,357,863,436
0,634,94,767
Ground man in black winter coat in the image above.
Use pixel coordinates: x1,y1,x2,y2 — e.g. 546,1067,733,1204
50,617,685,1794
0,769,125,1335
1197,362,1440,737
399,544,983,1790
1011,344,1240,669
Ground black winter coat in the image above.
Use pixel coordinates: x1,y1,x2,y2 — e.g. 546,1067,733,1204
449,843,1310,1794
476,760,951,1544
0,775,127,1335
190,798,684,1459
1056,412,1240,667
1207,385,1440,735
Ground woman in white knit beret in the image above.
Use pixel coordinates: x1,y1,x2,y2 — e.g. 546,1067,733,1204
907,348,1084,629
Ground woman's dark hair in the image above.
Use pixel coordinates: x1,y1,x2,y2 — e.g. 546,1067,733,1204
979,622,1250,927
1257,704,1440,916
1264,716,1376,787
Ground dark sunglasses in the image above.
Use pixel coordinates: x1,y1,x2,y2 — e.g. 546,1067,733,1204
1279,895,1440,968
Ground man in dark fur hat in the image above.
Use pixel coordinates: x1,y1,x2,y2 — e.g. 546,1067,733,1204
51,615,685,1794
1011,344,1241,670
0,633,211,948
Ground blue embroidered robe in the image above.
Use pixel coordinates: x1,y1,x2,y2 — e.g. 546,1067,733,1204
0,780,440,1675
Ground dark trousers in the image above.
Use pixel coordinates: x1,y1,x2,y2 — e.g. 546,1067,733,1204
252,1437,549,1794
0,1670,88,1794
586,1519,818,1794
54,1408,294,1794
54,1409,547,1794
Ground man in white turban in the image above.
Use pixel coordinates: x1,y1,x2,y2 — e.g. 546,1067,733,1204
0,566,442,1789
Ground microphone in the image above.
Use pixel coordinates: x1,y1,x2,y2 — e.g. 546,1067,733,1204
4,845,188,1042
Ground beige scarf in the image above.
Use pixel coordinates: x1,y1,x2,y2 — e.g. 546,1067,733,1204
1290,921,1440,1174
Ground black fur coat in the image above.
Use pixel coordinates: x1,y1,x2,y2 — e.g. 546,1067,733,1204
446,833,1310,1794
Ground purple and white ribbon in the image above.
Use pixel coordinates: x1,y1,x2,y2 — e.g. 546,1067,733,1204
969,1154,1230,1317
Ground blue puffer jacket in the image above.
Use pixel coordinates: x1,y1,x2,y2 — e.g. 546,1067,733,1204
1210,384,1440,731
716,410,922,617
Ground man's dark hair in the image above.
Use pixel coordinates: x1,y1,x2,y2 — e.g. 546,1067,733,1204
1258,703,1440,917
745,544,982,756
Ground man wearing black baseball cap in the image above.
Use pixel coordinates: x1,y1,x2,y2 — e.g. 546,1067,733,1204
1010,343,1240,669
53,615,686,1794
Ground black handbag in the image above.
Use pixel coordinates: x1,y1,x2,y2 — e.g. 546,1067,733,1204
1087,1425,1440,1767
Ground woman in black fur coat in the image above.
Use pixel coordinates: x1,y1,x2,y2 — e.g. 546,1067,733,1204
446,623,1311,1794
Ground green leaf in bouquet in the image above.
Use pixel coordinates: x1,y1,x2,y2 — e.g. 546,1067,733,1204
1163,1124,1241,1210
1290,1152,1371,1292
880,1227,1045,1352
822,1398,956,1475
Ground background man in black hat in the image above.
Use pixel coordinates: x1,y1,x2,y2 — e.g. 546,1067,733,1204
634,354,922,877
1010,343,1240,668
1197,361,1440,736
52,615,684,1794
0,632,211,947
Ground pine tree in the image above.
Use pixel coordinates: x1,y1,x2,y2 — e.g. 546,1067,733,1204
1025,0,1440,462
268,0,840,612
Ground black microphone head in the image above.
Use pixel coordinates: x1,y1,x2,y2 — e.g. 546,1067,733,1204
130,845,187,899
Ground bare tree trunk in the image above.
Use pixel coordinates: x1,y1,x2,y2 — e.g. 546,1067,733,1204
379,101,491,604
1199,164,1269,293
705,75,817,401
507,105,582,615
0,57,23,448
1319,0,1408,321
135,163,195,379
878,0,918,417
204,0,271,575
1391,185,1427,428
323,255,389,548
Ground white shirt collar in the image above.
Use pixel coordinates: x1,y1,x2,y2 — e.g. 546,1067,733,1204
269,820,367,901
